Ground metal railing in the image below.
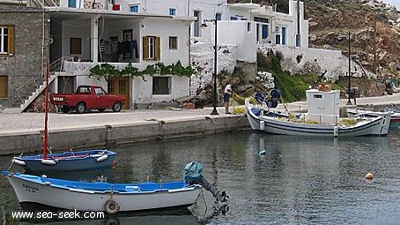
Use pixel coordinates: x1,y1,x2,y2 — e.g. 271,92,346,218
16,56,73,105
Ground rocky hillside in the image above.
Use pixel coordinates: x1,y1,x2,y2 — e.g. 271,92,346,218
228,0,400,77
306,0,400,77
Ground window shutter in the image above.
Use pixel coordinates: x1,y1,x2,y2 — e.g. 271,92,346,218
8,26,14,55
155,36,160,61
142,36,148,60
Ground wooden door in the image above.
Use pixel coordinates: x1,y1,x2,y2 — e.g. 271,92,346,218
108,76,130,109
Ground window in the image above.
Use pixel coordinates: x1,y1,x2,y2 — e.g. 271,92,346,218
70,38,82,54
0,25,14,55
247,22,251,32
275,26,281,45
77,86,90,94
169,36,177,49
216,13,222,21
169,8,176,15
230,17,238,20
143,36,160,60
153,77,171,95
68,0,76,7
0,75,8,98
123,30,133,41
130,5,139,12
262,24,268,39
282,27,286,45
193,11,201,37
254,17,269,23
94,87,105,95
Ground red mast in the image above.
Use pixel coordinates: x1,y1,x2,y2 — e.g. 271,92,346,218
43,61,49,160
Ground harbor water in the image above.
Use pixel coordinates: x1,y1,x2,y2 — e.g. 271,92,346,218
2,130,400,224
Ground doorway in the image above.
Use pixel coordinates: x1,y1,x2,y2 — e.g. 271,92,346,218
108,76,130,109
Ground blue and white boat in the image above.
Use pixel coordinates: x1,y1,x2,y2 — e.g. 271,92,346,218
245,89,391,137
3,161,228,214
11,62,116,173
11,149,117,173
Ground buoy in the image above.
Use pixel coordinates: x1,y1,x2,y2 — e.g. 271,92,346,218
12,159,26,166
105,199,120,214
96,154,108,162
365,172,374,179
258,149,266,155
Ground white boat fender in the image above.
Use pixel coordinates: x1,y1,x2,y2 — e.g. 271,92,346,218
96,155,109,162
260,121,265,130
105,199,120,214
12,159,26,166
334,125,339,137
41,159,57,165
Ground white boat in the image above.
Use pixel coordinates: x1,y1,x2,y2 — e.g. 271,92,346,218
3,161,228,214
347,107,400,129
245,89,391,137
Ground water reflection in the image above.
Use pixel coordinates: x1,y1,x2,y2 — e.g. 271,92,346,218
17,214,198,225
2,131,400,224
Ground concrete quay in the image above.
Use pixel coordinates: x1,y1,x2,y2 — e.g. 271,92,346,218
1,92,399,156
0,107,250,155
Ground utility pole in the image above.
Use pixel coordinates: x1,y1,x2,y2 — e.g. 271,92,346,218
373,13,377,74
347,31,352,105
296,0,301,47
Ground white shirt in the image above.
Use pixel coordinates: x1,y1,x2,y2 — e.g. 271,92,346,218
224,84,232,94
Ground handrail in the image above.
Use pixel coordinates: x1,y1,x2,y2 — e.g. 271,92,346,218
16,56,73,105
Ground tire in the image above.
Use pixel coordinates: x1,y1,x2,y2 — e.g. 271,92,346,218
98,108,106,112
76,102,86,114
104,199,120,214
61,106,70,113
112,102,122,112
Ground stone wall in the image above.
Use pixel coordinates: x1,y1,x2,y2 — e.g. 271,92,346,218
0,6,50,107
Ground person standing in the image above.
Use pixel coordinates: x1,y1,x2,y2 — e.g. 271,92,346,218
224,84,232,114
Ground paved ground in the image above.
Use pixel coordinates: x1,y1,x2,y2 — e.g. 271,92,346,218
1,92,400,135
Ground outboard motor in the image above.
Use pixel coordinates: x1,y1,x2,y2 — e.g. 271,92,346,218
184,161,229,203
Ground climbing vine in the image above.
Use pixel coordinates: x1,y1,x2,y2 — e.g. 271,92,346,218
89,61,197,81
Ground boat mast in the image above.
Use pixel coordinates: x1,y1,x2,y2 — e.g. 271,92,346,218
43,61,49,160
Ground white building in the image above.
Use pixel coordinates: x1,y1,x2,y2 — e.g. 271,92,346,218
19,0,310,111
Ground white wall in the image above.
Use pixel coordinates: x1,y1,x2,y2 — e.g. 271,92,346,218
132,75,189,104
62,20,91,60
263,45,374,81
218,20,256,63
141,18,191,66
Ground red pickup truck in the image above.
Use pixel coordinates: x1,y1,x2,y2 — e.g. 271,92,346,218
50,85,126,113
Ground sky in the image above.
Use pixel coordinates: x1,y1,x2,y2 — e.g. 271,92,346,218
381,0,400,10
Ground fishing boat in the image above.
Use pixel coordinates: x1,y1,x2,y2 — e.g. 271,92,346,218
347,107,400,129
11,61,116,172
245,89,391,137
2,161,228,214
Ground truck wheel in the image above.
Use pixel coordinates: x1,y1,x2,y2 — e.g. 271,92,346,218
61,106,70,113
76,102,86,113
98,108,106,112
112,102,122,112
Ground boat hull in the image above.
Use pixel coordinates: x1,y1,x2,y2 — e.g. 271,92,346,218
246,104,391,137
3,171,201,213
12,150,117,172
347,108,400,128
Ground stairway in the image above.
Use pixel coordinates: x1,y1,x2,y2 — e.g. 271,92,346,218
19,72,60,112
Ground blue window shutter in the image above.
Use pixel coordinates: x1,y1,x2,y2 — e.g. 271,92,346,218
262,24,268,39
282,27,286,45
130,5,138,12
